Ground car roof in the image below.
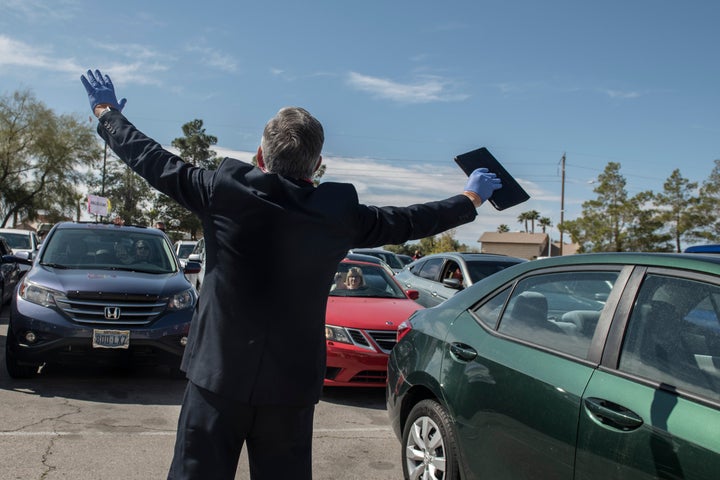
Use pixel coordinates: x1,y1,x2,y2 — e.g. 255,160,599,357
341,257,388,268
516,251,720,274
52,221,166,237
411,252,527,262
351,248,395,253
345,252,386,264
685,244,720,254
0,228,34,235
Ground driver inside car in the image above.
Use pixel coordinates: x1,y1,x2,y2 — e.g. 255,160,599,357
345,267,366,290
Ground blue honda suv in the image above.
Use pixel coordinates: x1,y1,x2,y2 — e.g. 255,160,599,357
5,222,200,378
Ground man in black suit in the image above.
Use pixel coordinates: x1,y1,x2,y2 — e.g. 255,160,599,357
82,69,502,480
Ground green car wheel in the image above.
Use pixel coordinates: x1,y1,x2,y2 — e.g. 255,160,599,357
402,399,460,480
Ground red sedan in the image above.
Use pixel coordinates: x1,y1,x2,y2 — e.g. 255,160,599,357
324,259,422,387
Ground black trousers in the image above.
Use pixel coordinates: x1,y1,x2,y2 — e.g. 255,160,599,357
168,381,315,480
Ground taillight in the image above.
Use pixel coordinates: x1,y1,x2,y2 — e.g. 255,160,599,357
396,319,413,343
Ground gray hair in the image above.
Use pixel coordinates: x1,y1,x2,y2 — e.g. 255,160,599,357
260,107,324,179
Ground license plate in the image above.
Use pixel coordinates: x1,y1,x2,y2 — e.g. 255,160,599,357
92,329,130,349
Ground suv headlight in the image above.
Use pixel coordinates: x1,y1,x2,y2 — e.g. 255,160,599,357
19,279,60,307
168,288,196,310
325,325,353,344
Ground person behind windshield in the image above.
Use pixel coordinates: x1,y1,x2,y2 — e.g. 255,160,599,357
330,271,347,291
114,242,134,265
134,240,151,263
345,267,366,290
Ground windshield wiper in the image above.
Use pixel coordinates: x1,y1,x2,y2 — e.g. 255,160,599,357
39,262,70,269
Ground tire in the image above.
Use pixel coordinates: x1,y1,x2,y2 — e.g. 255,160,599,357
5,326,38,379
401,399,461,480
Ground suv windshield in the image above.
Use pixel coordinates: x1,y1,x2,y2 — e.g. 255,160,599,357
40,228,176,274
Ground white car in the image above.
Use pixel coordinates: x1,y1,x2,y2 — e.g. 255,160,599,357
173,240,197,267
185,238,205,291
0,228,40,272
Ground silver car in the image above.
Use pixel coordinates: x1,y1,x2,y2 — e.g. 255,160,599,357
394,252,526,307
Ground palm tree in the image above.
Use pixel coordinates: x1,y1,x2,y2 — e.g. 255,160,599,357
497,224,510,233
538,217,552,233
527,210,541,233
517,212,530,232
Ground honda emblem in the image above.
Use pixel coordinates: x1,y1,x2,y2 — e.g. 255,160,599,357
104,307,121,320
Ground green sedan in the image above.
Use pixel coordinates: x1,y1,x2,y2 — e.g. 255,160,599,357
387,252,720,480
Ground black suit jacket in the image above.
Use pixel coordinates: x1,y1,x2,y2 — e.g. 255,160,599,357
98,111,478,406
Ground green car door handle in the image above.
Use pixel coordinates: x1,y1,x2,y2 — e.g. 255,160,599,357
449,343,478,362
584,397,643,431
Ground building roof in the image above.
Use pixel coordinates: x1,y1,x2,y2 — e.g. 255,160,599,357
478,232,548,245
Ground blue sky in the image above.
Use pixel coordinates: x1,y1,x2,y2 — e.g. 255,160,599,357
1,0,719,248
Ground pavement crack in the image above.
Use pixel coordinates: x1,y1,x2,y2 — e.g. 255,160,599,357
39,435,58,480
0,399,82,433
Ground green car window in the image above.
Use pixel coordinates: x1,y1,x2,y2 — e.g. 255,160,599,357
472,287,511,330
497,271,619,359
619,274,720,403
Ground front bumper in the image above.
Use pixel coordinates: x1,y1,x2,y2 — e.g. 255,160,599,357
324,341,389,387
8,297,191,368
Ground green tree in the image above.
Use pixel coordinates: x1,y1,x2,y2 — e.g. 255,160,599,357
625,191,673,252
412,230,475,254
563,162,631,252
497,224,510,233
85,151,155,224
563,162,670,252
154,119,221,238
696,159,720,241
653,169,702,252
171,119,220,170
0,90,101,226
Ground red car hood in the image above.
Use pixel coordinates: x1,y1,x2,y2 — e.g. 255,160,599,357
326,297,422,330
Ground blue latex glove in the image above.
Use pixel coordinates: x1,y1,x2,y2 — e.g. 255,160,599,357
80,69,127,112
464,168,502,204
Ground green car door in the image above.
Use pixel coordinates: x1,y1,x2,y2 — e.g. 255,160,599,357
576,269,720,479
441,310,596,479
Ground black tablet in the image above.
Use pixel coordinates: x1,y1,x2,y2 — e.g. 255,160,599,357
454,147,530,211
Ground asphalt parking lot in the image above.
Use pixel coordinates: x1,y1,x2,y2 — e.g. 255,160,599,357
0,305,403,479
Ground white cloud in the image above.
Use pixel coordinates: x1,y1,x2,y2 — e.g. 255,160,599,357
347,71,469,103
0,35,82,72
0,35,170,86
186,45,239,73
4,0,79,22
604,89,641,99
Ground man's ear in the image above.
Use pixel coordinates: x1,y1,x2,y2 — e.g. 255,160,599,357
256,146,266,172
313,155,323,173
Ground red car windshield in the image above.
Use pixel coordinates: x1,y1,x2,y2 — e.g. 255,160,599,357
329,264,406,299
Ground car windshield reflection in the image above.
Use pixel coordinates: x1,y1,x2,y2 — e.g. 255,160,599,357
39,228,176,274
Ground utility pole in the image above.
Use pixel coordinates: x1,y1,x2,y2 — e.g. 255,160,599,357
559,153,566,256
